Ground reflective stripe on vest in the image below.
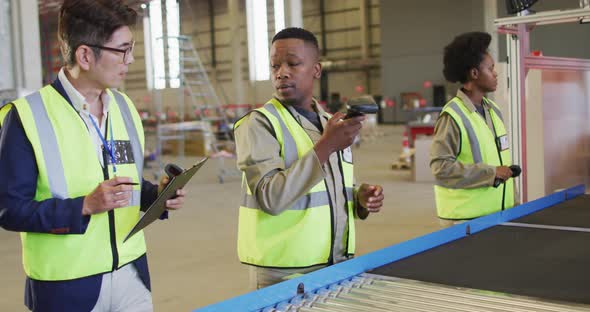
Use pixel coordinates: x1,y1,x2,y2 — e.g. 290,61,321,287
446,101,483,164
434,97,514,219
112,90,144,177
26,91,69,199
235,98,355,267
8,86,146,281
264,102,298,167
242,187,354,210
24,90,143,206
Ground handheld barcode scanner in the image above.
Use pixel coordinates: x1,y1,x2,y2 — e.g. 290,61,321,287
344,96,379,119
165,163,183,178
493,164,522,188
164,163,184,199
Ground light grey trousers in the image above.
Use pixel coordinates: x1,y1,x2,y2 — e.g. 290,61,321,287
90,264,153,312
438,218,467,228
249,265,327,290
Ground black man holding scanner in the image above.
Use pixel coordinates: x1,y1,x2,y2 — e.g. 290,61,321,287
234,27,384,289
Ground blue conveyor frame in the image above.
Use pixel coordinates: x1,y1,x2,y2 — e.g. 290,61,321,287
195,184,585,312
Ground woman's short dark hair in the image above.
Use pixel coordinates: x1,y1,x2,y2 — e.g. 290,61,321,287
58,0,137,66
443,32,491,84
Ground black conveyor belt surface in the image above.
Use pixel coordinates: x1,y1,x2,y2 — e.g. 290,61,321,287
514,194,590,228
369,225,590,304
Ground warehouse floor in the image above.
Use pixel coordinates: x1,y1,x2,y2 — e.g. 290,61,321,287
0,124,441,311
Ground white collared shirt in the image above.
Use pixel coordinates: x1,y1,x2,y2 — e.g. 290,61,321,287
57,68,111,167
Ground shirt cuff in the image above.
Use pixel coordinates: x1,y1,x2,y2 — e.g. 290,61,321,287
310,149,328,178
354,188,370,220
70,197,90,234
488,166,498,186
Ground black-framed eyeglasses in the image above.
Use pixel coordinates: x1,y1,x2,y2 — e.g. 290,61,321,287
84,41,135,63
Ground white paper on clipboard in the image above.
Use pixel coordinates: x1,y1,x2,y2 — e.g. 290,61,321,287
123,157,208,242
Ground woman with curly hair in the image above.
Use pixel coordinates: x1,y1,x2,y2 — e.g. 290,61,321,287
430,32,516,225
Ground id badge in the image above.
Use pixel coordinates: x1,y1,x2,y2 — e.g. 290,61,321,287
104,140,136,165
497,135,509,151
342,147,353,164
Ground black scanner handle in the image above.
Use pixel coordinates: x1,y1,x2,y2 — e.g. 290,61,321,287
493,165,522,188
343,103,379,119
164,164,184,199
165,163,183,178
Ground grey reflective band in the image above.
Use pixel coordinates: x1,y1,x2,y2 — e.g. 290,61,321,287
242,191,330,210
448,102,483,164
112,91,143,179
487,100,504,122
26,92,69,199
130,189,141,207
263,103,299,168
346,187,354,201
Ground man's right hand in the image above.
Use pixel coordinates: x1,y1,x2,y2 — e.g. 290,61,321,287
314,112,365,164
82,177,134,216
495,166,512,181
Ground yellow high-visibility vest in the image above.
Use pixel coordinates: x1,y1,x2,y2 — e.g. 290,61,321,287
0,86,146,281
435,97,514,219
235,98,355,267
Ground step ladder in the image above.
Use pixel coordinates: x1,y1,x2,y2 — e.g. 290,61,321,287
155,35,240,183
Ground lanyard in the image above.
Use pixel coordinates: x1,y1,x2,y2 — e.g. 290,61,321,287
89,113,118,175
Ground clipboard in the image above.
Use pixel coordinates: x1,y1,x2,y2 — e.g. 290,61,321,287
123,157,208,242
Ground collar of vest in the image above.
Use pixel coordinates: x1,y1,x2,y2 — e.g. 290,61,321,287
454,91,496,113
50,79,74,108
268,98,331,120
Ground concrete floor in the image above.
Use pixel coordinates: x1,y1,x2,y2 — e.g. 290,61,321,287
0,124,441,311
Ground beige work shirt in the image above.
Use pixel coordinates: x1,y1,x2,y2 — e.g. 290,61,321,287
429,89,497,189
235,98,366,265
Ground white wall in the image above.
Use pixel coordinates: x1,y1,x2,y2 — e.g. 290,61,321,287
8,0,42,99
0,0,14,93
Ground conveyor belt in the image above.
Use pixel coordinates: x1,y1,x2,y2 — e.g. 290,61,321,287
512,194,590,227
264,274,590,312
369,195,590,304
195,186,589,312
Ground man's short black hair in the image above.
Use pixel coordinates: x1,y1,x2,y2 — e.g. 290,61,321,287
443,32,492,84
59,0,137,67
272,27,320,55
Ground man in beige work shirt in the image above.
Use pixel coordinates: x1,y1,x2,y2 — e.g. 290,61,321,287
235,27,384,289
431,32,515,226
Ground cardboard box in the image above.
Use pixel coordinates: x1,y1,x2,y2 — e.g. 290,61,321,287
163,130,212,157
412,135,435,182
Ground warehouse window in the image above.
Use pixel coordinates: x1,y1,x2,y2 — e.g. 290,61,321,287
274,0,285,33
146,0,180,89
142,4,153,90
246,0,270,81
148,0,165,89
165,0,180,88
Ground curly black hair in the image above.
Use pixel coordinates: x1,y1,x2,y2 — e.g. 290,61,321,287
272,27,320,55
443,32,491,84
